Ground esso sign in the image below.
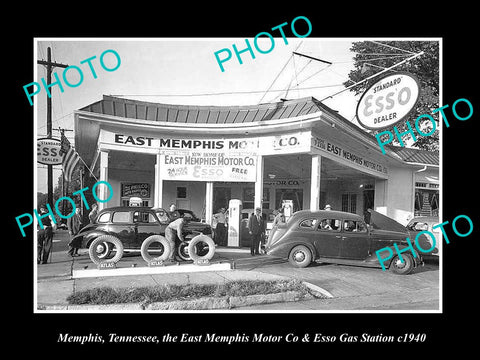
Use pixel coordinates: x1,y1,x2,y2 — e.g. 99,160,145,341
356,72,420,130
37,138,62,165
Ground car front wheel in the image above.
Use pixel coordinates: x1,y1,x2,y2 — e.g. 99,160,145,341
288,245,312,268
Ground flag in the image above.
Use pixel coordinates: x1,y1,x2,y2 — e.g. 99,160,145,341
59,133,80,182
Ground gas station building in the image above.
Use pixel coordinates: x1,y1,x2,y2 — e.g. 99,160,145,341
74,95,439,245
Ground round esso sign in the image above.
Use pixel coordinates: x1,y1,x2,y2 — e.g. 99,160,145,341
37,138,62,165
356,72,420,130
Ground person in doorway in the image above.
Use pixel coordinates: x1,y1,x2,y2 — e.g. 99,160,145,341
165,214,192,262
67,207,83,257
213,207,227,246
168,203,180,221
272,208,285,226
247,207,265,256
88,203,98,224
37,206,56,264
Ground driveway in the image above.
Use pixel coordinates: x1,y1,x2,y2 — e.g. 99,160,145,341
233,256,440,311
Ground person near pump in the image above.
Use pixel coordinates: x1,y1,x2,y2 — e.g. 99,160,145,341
165,214,192,262
37,206,56,264
273,207,286,226
213,207,227,246
67,207,83,257
168,203,180,221
88,203,98,224
247,207,266,256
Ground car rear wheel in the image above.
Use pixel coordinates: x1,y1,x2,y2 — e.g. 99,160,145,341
93,240,112,259
288,245,312,268
89,235,124,265
389,254,415,275
141,235,171,263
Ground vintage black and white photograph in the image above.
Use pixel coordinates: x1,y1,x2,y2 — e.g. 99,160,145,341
31,37,443,314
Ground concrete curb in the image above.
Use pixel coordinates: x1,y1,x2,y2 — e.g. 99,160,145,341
38,288,322,311
302,282,334,299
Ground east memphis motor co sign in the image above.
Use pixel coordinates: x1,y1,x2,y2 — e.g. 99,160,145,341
356,72,420,130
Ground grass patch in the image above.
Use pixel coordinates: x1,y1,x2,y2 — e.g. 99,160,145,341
67,279,309,305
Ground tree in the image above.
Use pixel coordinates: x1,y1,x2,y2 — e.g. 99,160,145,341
344,41,440,151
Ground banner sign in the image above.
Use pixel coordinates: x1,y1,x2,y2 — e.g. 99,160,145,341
37,138,62,165
356,72,420,130
159,151,257,182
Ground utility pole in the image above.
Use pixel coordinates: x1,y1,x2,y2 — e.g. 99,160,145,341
53,128,74,215
37,47,68,207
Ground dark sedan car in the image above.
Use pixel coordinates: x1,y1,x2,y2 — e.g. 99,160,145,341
72,206,214,260
265,209,429,274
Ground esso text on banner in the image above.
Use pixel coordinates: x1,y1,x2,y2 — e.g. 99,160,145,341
356,72,420,130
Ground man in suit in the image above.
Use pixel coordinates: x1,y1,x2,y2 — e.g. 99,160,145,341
67,207,83,257
247,207,265,256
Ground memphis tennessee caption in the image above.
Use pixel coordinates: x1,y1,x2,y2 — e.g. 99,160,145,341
58,332,425,344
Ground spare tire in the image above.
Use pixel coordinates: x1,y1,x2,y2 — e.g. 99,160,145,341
140,235,171,263
188,234,215,262
89,235,124,265
177,241,191,261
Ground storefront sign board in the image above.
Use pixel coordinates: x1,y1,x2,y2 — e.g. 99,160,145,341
121,183,150,198
312,135,388,176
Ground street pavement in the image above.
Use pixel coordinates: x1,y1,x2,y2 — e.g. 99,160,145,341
36,230,440,311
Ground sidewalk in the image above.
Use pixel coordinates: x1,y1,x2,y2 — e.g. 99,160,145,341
36,247,332,311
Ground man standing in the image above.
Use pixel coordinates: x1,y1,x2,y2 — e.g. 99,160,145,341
247,207,265,256
67,207,83,257
164,214,192,262
37,206,56,264
213,207,227,246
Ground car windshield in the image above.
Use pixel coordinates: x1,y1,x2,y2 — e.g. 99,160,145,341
155,210,170,224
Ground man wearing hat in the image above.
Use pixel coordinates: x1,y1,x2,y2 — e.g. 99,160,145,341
324,204,332,210
247,207,266,256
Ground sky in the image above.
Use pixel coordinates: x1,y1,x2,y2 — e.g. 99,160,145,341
34,38,369,192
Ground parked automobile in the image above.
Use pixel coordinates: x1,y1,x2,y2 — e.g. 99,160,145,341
265,209,430,274
406,216,440,256
72,206,214,262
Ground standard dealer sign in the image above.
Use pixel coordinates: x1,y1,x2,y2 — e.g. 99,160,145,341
356,72,420,130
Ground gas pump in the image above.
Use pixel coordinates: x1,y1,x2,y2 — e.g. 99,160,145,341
227,199,242,247
282,199,294,221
